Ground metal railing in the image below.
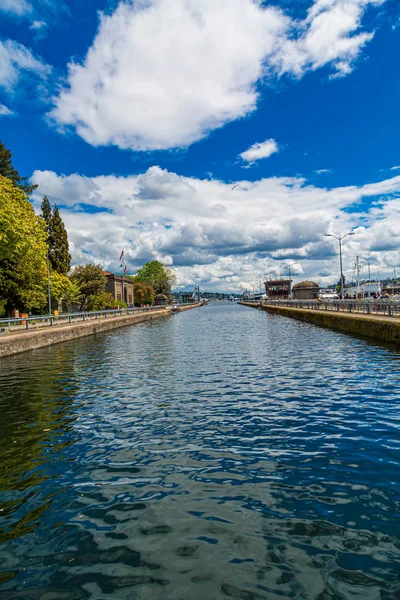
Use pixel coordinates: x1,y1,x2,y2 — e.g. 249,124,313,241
0,306,166,334
261,299,400,318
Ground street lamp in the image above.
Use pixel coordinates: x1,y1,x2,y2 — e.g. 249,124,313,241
325,232,355,299
46,252,52,317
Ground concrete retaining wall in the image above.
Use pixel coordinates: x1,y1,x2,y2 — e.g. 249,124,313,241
174,303,202,312
238,302,400,345
0,309,170,358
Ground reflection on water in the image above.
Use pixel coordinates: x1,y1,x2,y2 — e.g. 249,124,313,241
1,303,400,599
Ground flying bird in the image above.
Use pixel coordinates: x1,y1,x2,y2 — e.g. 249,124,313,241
231,184,239,191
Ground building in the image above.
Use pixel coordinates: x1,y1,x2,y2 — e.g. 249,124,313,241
264,279,292,300
104,272,134,306
154,293,168,306
292,281,319,300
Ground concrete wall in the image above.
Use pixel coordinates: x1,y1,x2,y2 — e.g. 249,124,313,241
174,303,202,312
239,302,400,345
0,309,170,358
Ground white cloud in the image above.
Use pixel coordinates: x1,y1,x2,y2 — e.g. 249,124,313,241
31,167,400,291
30,19,46,29
0,103,13,116
50,0,386,152
0,0,31,15
316,169,331,174
239,139,279,164
0,39,50,91
390,165,400,171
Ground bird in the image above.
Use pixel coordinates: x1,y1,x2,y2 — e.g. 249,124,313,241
231,184,239,191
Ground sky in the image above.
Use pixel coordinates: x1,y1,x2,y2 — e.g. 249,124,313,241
0,0,399,292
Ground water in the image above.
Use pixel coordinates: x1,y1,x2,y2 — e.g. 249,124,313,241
1,303,400,600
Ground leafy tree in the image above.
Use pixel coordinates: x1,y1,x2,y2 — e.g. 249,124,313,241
0,175,48,314
133,281,154,306
69,264,106,311
0,141,37,195
134,260,176,296
49,272,81,312
85,291,114,311
41,197,71,275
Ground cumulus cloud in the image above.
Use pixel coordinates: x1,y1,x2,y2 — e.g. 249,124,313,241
239,139,279,165
31,167,400,291
0,38,50,91
50,0,386,151
0,0,31,15
0,103,13,116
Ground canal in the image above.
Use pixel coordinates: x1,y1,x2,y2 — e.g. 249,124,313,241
1,302,400,599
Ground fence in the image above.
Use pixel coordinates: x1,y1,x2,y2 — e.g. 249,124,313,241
0,306,166,334
262,299,400,318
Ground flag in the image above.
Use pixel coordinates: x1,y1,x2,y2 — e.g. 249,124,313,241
119,250,124,261
123,265,127,273
119,263,123,268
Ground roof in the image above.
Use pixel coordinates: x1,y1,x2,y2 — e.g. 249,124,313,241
292,280,320,290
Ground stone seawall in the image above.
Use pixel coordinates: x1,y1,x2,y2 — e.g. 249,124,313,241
0,309,170,358
238,302,400,345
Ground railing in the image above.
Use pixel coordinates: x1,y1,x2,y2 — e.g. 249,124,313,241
0,306,166,334
262,299,400,318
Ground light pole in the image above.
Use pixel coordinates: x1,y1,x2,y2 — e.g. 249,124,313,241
325,232,355,299
46,252,52,316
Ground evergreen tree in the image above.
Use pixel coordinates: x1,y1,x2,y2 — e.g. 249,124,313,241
0,141,37,195
49,205,71,275
41,196,51,235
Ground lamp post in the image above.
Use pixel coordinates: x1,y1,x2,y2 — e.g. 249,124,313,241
46,252,52,316
325,232,355,299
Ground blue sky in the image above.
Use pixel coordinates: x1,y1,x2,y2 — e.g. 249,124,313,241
1,0,399,291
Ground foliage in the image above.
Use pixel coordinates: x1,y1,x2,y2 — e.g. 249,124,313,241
0,176,48,314
134,260,176,296
0,141,37,195
49,272,81,311
85,291,114,311
41,197,71,275
133,281,154,306
69,264,106,311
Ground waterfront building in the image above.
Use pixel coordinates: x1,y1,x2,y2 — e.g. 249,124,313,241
104,271,134,305
292,281,319,300
264,279,292,300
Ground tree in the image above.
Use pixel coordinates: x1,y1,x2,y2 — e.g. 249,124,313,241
134,260,176,296
41,197,71,275
69,264,106,311
133,282,154,306
0,141,37,195
0,175,48,314
49,272,81,312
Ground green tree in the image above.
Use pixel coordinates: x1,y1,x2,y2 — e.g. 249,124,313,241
49,205,71,275
134,260,176,296
133,281,154,306
41,197,71,275
69,264,106,311
0,141,37,195
49,272,81,312
0,176,48,314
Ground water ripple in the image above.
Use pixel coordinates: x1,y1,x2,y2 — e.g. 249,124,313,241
0,303,400,599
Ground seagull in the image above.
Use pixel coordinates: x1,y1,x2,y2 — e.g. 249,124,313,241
231,184,239,191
